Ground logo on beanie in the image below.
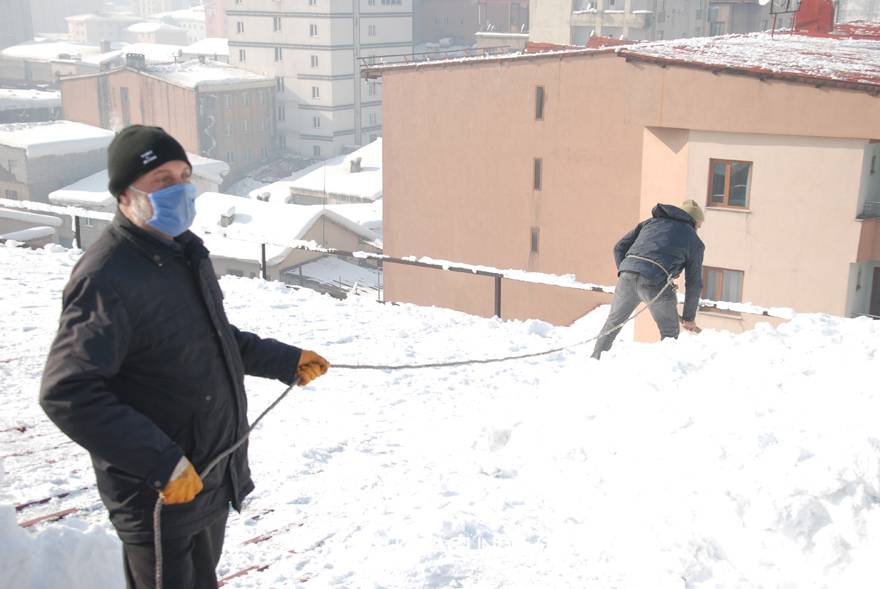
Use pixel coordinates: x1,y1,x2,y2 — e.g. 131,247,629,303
140,150,158,166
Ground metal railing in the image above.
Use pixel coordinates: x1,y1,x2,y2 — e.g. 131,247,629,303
0,197,800,320
359,46,514,76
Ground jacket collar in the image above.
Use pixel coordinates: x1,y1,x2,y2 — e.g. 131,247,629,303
111,211,207,267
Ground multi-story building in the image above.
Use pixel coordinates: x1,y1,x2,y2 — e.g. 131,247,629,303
204,0,229,37
135,0,191,17
0,41,121,86
530,0,709,43
707,0,779,36
229,0,413,158
30,0,103,35
1,0,34,50
59,56,276,177
66,13,145,45
0,120,113,204
368,21,880,331
151,5,208,43
125,21,190,45
414,0,478,43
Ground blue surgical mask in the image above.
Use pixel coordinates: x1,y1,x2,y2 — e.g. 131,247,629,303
135,182,197,238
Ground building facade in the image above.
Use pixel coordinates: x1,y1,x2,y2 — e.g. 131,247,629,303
228,0,413,158
59,59,276,177
371,31,880,331
66,13,144,45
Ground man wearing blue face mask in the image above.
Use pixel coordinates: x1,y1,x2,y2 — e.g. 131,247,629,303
40,125,330,589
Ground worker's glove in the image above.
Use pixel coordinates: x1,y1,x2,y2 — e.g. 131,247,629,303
160,457,203,505
296,349,330,386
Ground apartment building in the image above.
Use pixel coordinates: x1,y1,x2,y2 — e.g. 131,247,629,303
228,0,413,157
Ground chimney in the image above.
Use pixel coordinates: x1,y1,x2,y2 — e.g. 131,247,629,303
350,156,362,173
100,39,111,53
219,206,235,227
198,54,206,64
125,53,147,70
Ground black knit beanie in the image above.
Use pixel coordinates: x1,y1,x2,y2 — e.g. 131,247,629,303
107,125,191,198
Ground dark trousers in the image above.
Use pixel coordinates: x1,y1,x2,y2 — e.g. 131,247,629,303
592,271,680,359
122,510,228,589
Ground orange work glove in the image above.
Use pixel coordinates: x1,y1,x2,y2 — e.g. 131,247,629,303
161,457,203,505
296,349,330,386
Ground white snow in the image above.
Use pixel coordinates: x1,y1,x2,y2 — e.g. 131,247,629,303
0,90,61,113
0,121,114,159
1,244,879,588
250,139,383,204
48,153,230,210
0,41,105,62
127,22,184,34
183,37,229,58
0,226,56,242
144,60,273,89
118,42,185,65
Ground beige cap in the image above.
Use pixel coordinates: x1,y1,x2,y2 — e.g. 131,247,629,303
680,199,704,224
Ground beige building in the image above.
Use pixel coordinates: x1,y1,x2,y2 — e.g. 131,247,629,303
59,57,275,177
66,13,144,45
370,29,880,332
125,22,190,46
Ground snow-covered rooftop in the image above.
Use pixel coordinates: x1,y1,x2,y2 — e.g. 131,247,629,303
369,31,880,91
117,42,185,64
144,60,273,89
0,121,114,158
617,32,880,89
250,139,383,204
0,41,105,62
152,5,206,23
0,89,61,112
49,153,231,209
183,37,229,57
193,192,377,264
127,22,185,34
65,13,141,24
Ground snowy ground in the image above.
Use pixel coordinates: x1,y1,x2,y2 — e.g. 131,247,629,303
1,243,879,588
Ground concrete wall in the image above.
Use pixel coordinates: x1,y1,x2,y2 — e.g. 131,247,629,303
528,0,573,44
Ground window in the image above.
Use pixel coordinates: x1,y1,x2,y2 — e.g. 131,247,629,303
310,54,319,68
313,145,321,157
6,159,15,172
279,135,287,149
225,95,232,108
702,267,744,308
533,158,542,190
82,217,94,228
530,227,540,253
368,0,375,5
309,0,317,4
120,87,130,126
277,105,286,121
236,21,244,33
276,76,285,92
241,92,249,106
871,155,876,174
312,116,320,128
242,120,249,133
4,189,18,199
225,122,232,136
708,159,752,208
273,16,281,31
368,24,376,36
369,112,377,125
227,151,235,162
309,24,319,37
274,47,283,61
368,82,377,97
312,86,320,98
238,48,246,62
535,86,545,120
259,91,265,105
710,21,723,35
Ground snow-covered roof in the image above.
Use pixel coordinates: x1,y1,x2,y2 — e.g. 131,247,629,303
249,139,383,204
48,152,230,209
0,41,105,62
321,200,383,235
0,89,61,112
0,226,56,242
617,32,880,89
369,31,880,92
144,60,273,89
127,22,185,34
117,42,185,64
0,208,62,227
0,121,114,158
193,192,377,265
65,13,142,24
152,6,206,23
183,37,229,57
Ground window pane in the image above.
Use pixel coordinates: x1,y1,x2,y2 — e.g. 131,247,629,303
721,270,743,303
703,269,719,300
729,162,750,206
710,161,726,203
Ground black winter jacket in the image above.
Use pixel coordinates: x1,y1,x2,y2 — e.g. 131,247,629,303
40,213,301,542
615,204,705,321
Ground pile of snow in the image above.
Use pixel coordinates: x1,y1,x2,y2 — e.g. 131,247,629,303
1,244,879,588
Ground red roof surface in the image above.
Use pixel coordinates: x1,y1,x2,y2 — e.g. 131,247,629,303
617,31,880,91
